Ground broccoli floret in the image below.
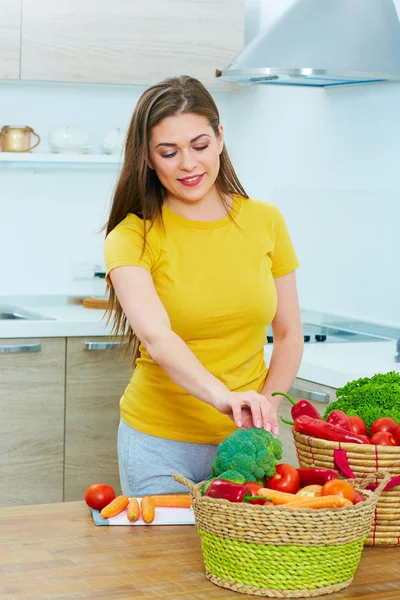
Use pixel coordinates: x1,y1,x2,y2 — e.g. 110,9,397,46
200,470,245,495
211,427,281,482
323,371,400,430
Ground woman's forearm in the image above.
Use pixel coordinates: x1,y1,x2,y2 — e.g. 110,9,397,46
145,330,227,406
261,334,304,403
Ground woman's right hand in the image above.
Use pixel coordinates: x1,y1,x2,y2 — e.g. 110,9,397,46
212,389,279,433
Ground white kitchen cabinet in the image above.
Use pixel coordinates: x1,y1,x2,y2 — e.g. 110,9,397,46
0,338,65,507
21,0,244,87
278,377,337,466
0,0,21,79
64,337,133,501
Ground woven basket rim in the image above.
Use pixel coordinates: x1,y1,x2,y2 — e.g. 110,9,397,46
173,471,389,515
293,430,400,454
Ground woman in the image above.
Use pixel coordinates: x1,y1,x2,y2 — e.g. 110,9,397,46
104,75,304,496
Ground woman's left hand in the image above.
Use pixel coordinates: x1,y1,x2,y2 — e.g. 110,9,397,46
239,393,280,434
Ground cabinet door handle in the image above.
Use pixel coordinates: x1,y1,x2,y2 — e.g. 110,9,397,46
0,343,42,353
289,386,330,404
84,341,126,351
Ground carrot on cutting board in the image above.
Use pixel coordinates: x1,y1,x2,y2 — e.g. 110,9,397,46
127,497,140,522
151,494,191,508
100,495,129,518
283,495,353,509
141,496,156,523
258,488,297,505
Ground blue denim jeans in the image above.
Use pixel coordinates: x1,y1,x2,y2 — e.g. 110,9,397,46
117,419,218,496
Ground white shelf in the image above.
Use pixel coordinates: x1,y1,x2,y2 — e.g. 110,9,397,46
0,152,122,168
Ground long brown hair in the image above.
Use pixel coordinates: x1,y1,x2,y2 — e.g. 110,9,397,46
104,75,248,364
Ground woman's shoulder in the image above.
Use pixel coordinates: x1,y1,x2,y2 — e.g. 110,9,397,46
106,213,162,242
240,196,284,224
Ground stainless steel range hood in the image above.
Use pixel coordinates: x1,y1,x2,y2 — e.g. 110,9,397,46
217,0,400,87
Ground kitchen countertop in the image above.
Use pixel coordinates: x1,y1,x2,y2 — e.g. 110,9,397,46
1,500,399,600
0,294,398,389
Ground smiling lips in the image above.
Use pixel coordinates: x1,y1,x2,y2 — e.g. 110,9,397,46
177,173,205,187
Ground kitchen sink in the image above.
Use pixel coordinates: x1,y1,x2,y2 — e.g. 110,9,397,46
0,305,54,321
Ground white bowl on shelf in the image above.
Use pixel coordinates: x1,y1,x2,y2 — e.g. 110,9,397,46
48,126,92,154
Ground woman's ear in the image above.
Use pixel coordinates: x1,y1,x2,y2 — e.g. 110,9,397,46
217,124,224,154
147,157,154,170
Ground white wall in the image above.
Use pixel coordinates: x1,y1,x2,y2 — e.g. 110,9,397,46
1,78,399,327
223,83,399,326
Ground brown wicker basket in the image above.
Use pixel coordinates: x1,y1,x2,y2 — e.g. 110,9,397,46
174,472,388,598
293,429,400,546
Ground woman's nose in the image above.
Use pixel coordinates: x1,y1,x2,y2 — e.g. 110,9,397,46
179,150,196,172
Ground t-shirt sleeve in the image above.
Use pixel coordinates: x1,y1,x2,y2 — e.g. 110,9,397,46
104,216,156,286
270,206,300,278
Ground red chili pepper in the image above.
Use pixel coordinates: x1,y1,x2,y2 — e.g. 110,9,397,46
205,479,270,504
297,467,340,487
294,415,370,444
326,410,352,432
272,391,322,426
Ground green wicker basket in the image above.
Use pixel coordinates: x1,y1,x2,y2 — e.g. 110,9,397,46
174,473,388,598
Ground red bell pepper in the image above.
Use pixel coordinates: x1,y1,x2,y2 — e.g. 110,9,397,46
297,467,340,487
326,410,352,432
205,479,270,504
272,391,322,426
294,415,370,444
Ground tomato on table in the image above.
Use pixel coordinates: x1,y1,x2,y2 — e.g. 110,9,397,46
264,464,300,494
85,483,116,510
321,479,356,504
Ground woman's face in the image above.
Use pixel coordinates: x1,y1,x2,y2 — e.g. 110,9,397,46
148,112,224,204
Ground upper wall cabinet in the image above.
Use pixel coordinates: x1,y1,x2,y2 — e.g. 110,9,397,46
20,0,244,87
0,0,21,79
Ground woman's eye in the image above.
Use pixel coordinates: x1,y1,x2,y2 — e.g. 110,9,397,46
194,145,208,152
161,151,177,159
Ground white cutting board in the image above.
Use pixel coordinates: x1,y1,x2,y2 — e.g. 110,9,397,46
91,497,195,526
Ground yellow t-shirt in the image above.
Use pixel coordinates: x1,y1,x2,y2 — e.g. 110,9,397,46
104,195,299,444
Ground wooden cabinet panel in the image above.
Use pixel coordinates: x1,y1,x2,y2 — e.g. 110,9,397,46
0,338,65,507
0,0,21,79
64,337,133,501
278,377,337,467
21,0,244,87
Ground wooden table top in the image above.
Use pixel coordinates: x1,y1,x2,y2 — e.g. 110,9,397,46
0,501,399,599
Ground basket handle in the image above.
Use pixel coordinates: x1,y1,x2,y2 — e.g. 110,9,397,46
357,471,391,495
172,473,196,493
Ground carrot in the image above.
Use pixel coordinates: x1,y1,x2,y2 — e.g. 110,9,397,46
284,495,353,509
141,496,156,523
127,497,140,522
258,488,297,505
151,494,191,508
100,495,129,518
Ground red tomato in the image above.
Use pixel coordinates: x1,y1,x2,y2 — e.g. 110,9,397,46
348,416,368,436
396,424,400,443
321,479,356,503
85,483,116,510
370,431,399,447
264,464,300,494
245,481,268,505
353,491,365,505
370,417,399,438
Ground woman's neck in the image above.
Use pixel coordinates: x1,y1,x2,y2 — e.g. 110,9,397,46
164,188,233,222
